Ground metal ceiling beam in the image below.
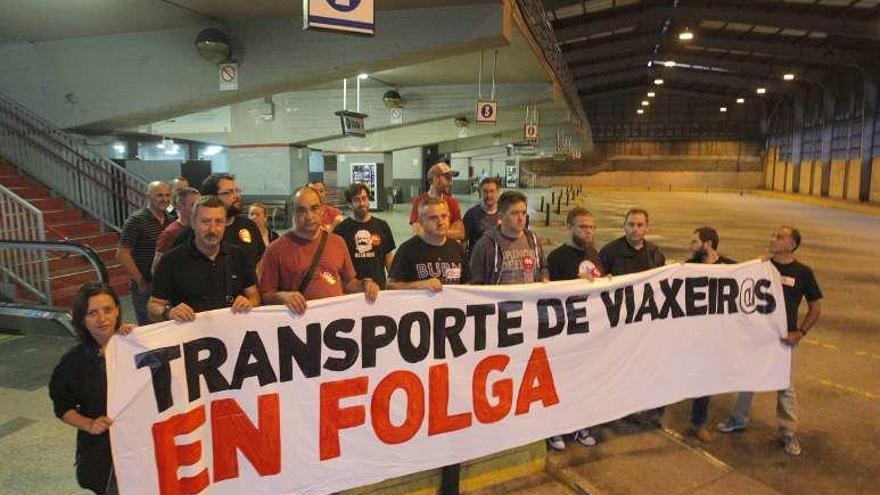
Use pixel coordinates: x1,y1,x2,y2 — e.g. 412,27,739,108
679,35,867,68
660,69,786,93
581,85,740,101
571,55,649,78
563,34,657,65
576,67,786,94
658,54,828,85
554,3,880,42
576,67,652,90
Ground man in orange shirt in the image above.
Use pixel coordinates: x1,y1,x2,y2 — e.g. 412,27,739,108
260,186,379,314
409,162,464,241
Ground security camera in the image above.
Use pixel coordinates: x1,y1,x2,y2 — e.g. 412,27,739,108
383,90,404,109
454,117,470,127
195,28,231,63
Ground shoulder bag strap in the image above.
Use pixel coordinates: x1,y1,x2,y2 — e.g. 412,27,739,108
297,230,329,294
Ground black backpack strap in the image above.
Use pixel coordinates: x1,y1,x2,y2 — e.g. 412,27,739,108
297,230,329,294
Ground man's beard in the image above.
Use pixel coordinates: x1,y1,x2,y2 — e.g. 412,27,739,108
354,206,369,220
227,201,242,217
572,235,591,250
694,247,708,261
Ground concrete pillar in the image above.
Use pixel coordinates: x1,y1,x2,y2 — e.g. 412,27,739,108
790,95,805,193
859,79,877,202
820,88,836,197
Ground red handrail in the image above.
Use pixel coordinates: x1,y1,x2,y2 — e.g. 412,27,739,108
1,109,147,202
0,125,143,210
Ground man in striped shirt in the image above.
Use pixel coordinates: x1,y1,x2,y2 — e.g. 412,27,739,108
116,181,172,325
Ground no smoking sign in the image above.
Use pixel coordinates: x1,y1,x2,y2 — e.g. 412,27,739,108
476,100,497,124
218,63,239,91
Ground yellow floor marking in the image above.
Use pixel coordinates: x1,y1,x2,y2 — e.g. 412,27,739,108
806,374,879,401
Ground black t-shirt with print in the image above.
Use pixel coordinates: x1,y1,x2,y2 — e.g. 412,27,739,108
333,217,396,288
772,259,822,330
547,244,604,281
390,236,470,284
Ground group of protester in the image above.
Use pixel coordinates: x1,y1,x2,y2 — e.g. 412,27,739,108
48,164,822,494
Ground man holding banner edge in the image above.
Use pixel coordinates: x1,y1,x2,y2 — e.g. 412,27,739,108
717,226,822,456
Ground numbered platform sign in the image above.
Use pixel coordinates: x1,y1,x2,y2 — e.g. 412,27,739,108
476,100,498,125
524,123,539,143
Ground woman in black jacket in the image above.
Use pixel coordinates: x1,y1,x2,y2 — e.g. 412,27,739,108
49,282,132,494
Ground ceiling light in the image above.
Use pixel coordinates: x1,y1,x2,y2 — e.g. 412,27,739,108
653,78,664,85
664,60,676,67
783,73,795,81
641,100,650,106
736,97,745,104
203,145,224,157
647,91,656,98
720,107,727,113
678,29,694,41
113,143,126,153
756,87,766,94
637,109,644,114
357,73,370,80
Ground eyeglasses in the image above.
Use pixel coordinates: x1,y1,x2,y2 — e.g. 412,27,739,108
217,188,242,196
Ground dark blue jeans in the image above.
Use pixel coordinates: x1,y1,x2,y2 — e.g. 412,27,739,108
690,396,711,427
129,279,151,326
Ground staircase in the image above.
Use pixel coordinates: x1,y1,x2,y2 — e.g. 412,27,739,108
0,90,149,308
0,159,129,307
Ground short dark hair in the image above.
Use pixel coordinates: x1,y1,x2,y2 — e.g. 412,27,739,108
624,208,649,224
71,282,121,348
345,183,371,203
192,195,226,217
201,173,235,196
173,186,200,207
497,190,527,213
694,226,720,250
782,225,802,251
566,207,593,227
479,177,502,189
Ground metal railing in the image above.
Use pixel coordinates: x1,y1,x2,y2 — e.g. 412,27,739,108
515,0,589,135
0,239,110,308
0,185,50,304
0,91,148,233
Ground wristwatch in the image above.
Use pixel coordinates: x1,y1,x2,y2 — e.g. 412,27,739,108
162,304,172,320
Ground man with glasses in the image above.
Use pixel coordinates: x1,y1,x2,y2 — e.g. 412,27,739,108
409,162,464,241
463,176,501,257
173,173,265,267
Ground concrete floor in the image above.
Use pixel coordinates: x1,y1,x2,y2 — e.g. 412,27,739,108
1,188,878,494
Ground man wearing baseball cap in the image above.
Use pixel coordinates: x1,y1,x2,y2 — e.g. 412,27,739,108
409,161,464,240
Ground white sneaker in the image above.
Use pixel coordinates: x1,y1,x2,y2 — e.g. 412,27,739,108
783,434,802,456
574,428,597,447
548,435,566,451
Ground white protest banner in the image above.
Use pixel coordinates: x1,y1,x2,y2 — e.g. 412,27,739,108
107,260,789,495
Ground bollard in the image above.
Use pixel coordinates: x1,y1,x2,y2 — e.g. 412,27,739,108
551,191,555,204
539,196,544,211
544,204,550,226
555,199,561,215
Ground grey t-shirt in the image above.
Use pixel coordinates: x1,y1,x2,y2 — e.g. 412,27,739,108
470,228,547,285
